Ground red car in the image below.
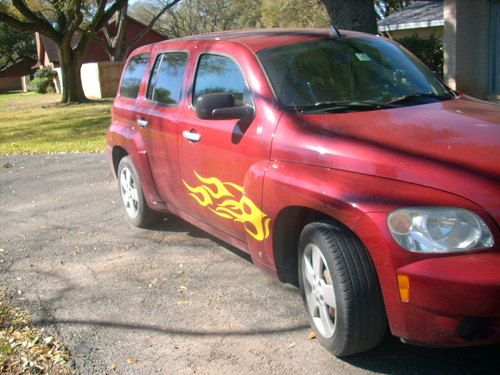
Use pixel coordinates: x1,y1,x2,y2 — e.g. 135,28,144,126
106,29,500,356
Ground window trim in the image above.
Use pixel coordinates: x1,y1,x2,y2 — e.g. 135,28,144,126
145,50,190,107
191,52,255,110
119,53,150,100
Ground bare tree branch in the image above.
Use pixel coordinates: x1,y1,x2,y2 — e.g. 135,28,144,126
0,0,61,41
128,0,181,47
87,0,109,33
94,0,128,31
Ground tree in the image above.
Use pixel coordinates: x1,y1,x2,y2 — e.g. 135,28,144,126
0,21,36,71
0,0,126,103
376,0,411,18
260,0,330,28
321,0,378,34
131,0,262,39
99,0,181,62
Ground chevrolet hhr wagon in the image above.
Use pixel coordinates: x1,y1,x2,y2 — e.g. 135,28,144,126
106,29,500,356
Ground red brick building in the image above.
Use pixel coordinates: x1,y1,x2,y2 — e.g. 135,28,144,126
0,58,36,92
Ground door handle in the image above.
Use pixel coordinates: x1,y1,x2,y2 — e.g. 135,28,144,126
136,118,149,128
182,130,201,142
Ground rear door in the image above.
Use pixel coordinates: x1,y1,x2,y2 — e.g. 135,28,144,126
177,45,277,243
113,51,150,139
134,45,190,206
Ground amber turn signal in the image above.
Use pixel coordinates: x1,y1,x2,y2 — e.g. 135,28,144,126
397,274,410,302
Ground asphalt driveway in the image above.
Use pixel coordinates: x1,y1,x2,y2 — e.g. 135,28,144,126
0,153,498,374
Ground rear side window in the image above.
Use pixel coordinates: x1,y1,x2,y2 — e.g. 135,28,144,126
120,53,149,99
147,52,188,105
193,54,251,106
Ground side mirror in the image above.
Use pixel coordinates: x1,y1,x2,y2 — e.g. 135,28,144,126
195,93,255,121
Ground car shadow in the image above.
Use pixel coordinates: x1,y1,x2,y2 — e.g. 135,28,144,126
146,213,253,263
343,333,500,374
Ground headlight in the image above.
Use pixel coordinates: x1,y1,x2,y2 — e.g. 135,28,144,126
387,207,494,253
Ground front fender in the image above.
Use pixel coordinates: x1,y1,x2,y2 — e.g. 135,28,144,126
261,160,484,337
261,160,481,271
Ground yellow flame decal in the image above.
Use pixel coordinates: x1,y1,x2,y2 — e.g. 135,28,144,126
182,172,270,241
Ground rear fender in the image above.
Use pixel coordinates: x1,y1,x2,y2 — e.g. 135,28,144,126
107,122,164,207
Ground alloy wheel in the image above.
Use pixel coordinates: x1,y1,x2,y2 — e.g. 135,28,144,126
120,166,139,218
302,243,337,338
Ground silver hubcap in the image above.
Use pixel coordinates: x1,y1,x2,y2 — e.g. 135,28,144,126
302,244,337,338
120,167,139,218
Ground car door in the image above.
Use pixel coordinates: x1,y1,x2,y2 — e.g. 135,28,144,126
113,51,150,141
177,48,275,243
134,48,190,207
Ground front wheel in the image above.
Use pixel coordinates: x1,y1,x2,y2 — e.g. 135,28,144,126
298,222,387,356
117,156,158,228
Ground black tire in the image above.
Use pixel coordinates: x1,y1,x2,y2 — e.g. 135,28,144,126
117,156,158,228
298,221,387,356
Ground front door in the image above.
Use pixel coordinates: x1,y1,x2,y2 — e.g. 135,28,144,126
177,51,273,242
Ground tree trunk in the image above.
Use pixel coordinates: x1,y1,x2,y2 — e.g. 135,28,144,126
113,45,131,62
59,42,87,103
322,0,378,34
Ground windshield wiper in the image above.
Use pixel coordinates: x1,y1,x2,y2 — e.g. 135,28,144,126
293,100,398,114
388,92,454,105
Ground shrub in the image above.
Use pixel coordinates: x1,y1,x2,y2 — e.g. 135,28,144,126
31,66,57,94
395,34,444,77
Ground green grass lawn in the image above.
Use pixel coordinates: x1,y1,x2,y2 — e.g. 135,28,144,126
0,92,112,155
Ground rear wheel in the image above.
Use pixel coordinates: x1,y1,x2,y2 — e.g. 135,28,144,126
117,156,158,228
298,221,387,356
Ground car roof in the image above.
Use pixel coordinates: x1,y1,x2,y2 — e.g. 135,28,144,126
172,28,377,53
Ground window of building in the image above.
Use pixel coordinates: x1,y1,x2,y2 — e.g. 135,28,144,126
147,52,188,105
120,53,149,99
193,54,252,106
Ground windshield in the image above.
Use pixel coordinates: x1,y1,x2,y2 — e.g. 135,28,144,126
257,38,454,113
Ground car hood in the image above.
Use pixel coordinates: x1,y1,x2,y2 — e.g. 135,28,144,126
273,96,500,225
299,96,500,179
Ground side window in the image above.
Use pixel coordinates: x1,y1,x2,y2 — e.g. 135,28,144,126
193,54,252,106
120,53,149,99
147,52,188,105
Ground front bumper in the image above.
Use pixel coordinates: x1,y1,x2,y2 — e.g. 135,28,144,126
355,213,500,347
398,253,500,318
397,253,500,345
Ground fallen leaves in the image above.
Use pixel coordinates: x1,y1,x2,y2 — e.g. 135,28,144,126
176,263,186,276
308,331,317,340
0,289,74,374
126,357,139,365
177,285,188,293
